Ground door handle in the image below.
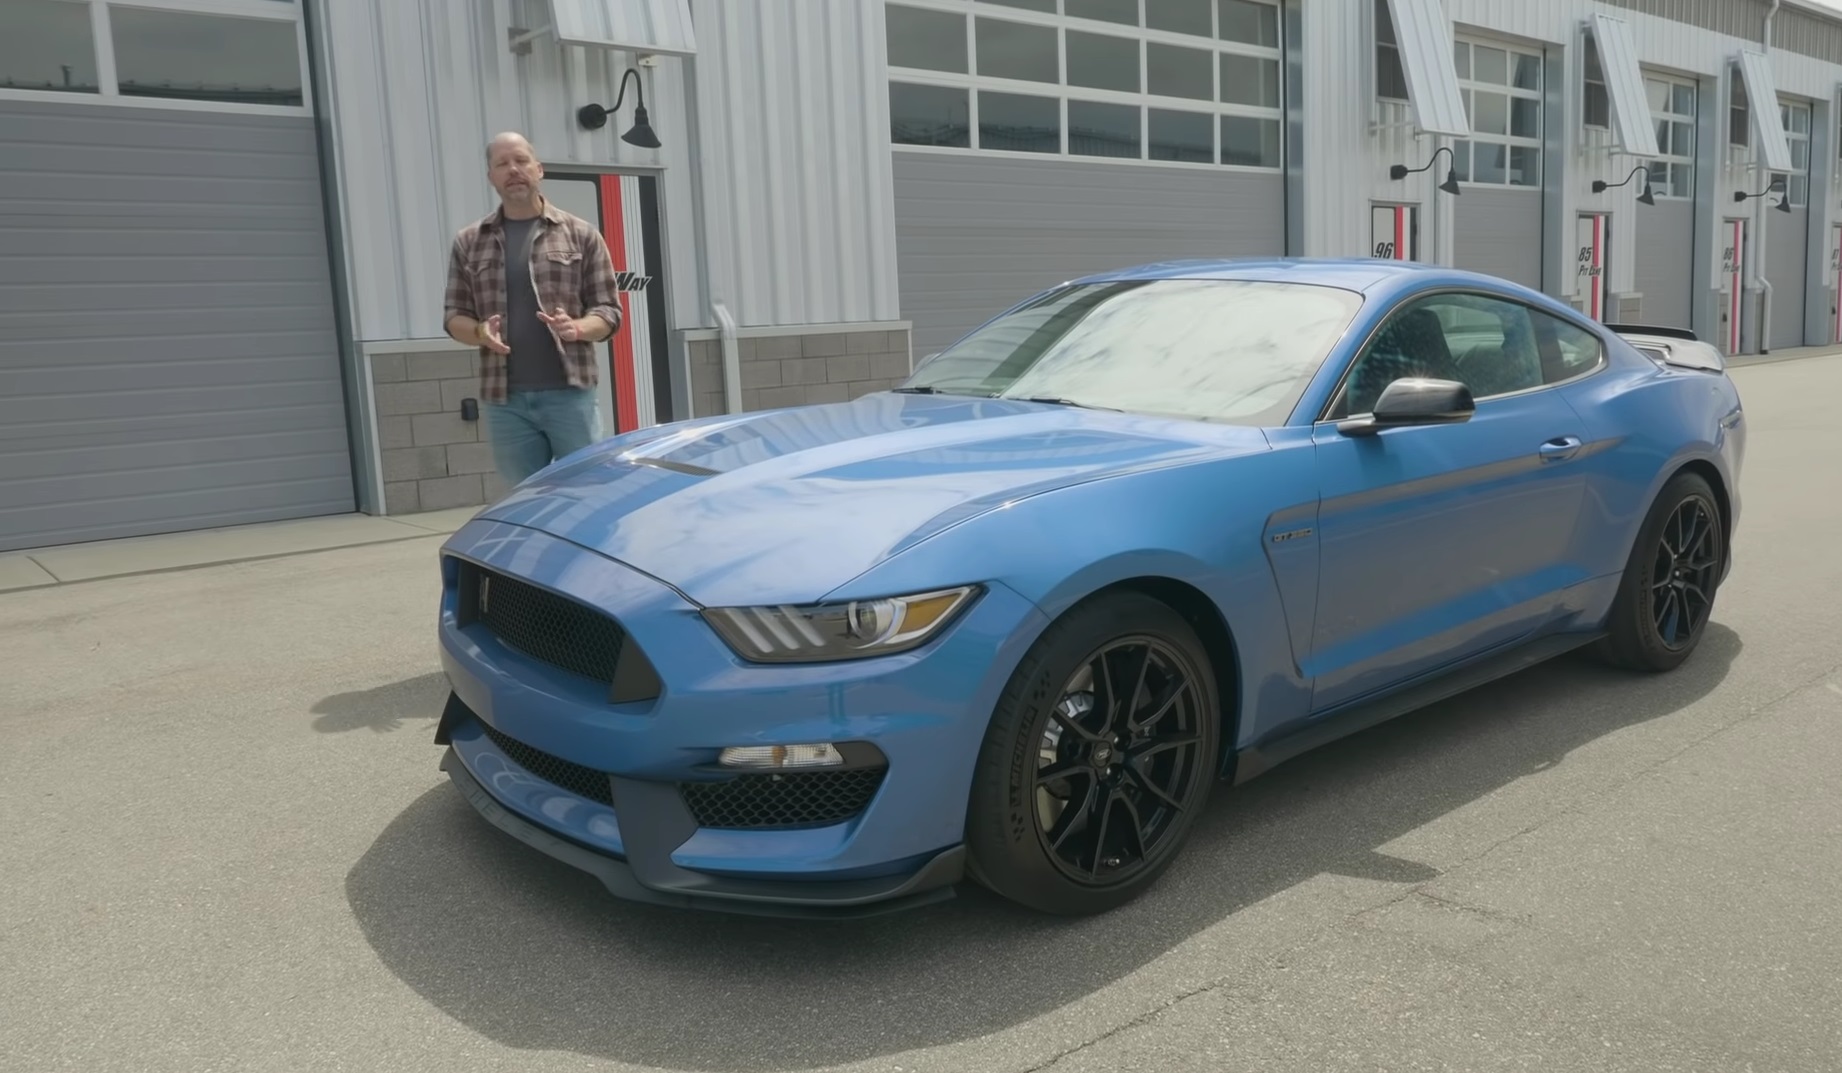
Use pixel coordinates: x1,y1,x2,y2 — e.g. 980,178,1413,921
1538,436,1583,462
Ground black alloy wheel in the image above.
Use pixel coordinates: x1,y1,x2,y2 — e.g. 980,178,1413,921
967,591,1220,915
1595,470,1725,672
1649,494,1721,651
1033,639,1206,885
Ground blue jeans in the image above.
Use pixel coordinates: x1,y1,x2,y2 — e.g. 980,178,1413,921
483,388,602,486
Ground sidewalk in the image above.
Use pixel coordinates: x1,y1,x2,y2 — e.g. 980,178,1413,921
0,507,480,594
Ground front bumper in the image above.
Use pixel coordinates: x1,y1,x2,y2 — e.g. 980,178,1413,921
433,517,1048,915
435,730,966,918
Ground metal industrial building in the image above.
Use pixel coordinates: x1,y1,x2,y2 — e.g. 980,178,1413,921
3,0,1841,552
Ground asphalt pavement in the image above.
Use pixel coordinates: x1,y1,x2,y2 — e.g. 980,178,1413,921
3,352,1839,1073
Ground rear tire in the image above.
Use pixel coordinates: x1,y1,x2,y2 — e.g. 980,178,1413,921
1593,471,1725,673
965,591,1220,915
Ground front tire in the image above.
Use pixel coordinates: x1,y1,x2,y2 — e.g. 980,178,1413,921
966,591,1220,915
1594,470,1725,672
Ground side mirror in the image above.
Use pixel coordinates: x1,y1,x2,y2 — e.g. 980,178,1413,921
1337,377,1475,437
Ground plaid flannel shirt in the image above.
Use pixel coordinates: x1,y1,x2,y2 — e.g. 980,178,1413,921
443,200,622,404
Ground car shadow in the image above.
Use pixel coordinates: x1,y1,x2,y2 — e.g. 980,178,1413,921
344,625,1739,1071
311,672,448,734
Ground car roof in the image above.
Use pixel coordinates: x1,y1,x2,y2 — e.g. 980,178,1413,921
1065,257,1503,294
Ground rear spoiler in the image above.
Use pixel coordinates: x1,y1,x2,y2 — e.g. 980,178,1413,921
1604,322,1699,342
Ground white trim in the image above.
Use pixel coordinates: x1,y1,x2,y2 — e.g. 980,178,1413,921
889,67,1281,121
890,140,1280,174
0,86,309,116
362,338,475,356
91,1,119,99
101,0,301,22
679,321,913,343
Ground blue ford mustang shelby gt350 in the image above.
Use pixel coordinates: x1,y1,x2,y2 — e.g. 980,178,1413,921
431,258,1745,918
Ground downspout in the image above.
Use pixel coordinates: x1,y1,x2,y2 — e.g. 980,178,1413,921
712,302,742,414
1757,0,1781,353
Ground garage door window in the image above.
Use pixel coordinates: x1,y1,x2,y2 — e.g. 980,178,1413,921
1644,75,1696,200
1451,37,1542,188
0,0,306,114
1780,100,1810,206
0,0,99,95
887,0,1286,170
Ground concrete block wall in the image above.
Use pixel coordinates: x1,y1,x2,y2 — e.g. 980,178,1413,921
686,327,913,417
368,348,509,514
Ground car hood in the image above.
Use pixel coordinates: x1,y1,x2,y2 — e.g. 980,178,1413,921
474,393,1266,607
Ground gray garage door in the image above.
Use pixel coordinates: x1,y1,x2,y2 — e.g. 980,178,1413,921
1454,188,1544,291
1767,205,1809,350
893,153,1287,357
1632,199,1696,330
0,99,353,553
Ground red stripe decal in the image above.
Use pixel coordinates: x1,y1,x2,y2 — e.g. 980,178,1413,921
1395,207,1406,260
1591,216,1603,321
600,175,639,434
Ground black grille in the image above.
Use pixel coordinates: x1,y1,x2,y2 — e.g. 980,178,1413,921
467,564,626,684
477,720,613,806
680,768,887,830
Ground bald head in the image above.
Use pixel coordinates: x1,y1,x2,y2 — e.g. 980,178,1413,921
485,131,544,216
486,131,535,164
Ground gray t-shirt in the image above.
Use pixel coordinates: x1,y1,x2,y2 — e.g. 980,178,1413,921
501,216,569,393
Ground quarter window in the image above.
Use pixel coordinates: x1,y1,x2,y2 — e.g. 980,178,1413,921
886,0,1286,170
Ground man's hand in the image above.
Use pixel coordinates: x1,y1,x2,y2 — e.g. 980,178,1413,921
538,307,605,344
477,314,510,355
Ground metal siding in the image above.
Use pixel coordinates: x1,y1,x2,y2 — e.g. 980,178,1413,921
549,0,697,56
0,99,353,552
1633,199,1698,329
316,0,893,340
1592,13,1661,157
1453,190,1544,290
1387,0,1472,136
1768,205,1809,347
891,153,1286,357
689,0,899,328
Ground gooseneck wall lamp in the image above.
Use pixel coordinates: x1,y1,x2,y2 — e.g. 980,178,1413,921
1593,165,1656,206
576,67,661,148
1390,145,1461,195
1734,175,1792,214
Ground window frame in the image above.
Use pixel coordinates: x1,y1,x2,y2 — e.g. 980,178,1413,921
1642,72,1697,201
0,0,310,117
1779,98,1811,207
1315,288,1610,423
885,0,1287,172
1451,35,1545,189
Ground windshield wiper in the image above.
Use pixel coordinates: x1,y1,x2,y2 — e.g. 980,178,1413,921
1011,395,1121,411
891,385,1000,397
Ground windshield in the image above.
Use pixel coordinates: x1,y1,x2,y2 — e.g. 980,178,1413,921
902,278,1364,425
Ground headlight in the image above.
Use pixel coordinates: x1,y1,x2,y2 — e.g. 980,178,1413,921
702,586,980,663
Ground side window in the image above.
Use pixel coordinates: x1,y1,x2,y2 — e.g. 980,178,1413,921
1335,292,1545,416
1539,313,1605,382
